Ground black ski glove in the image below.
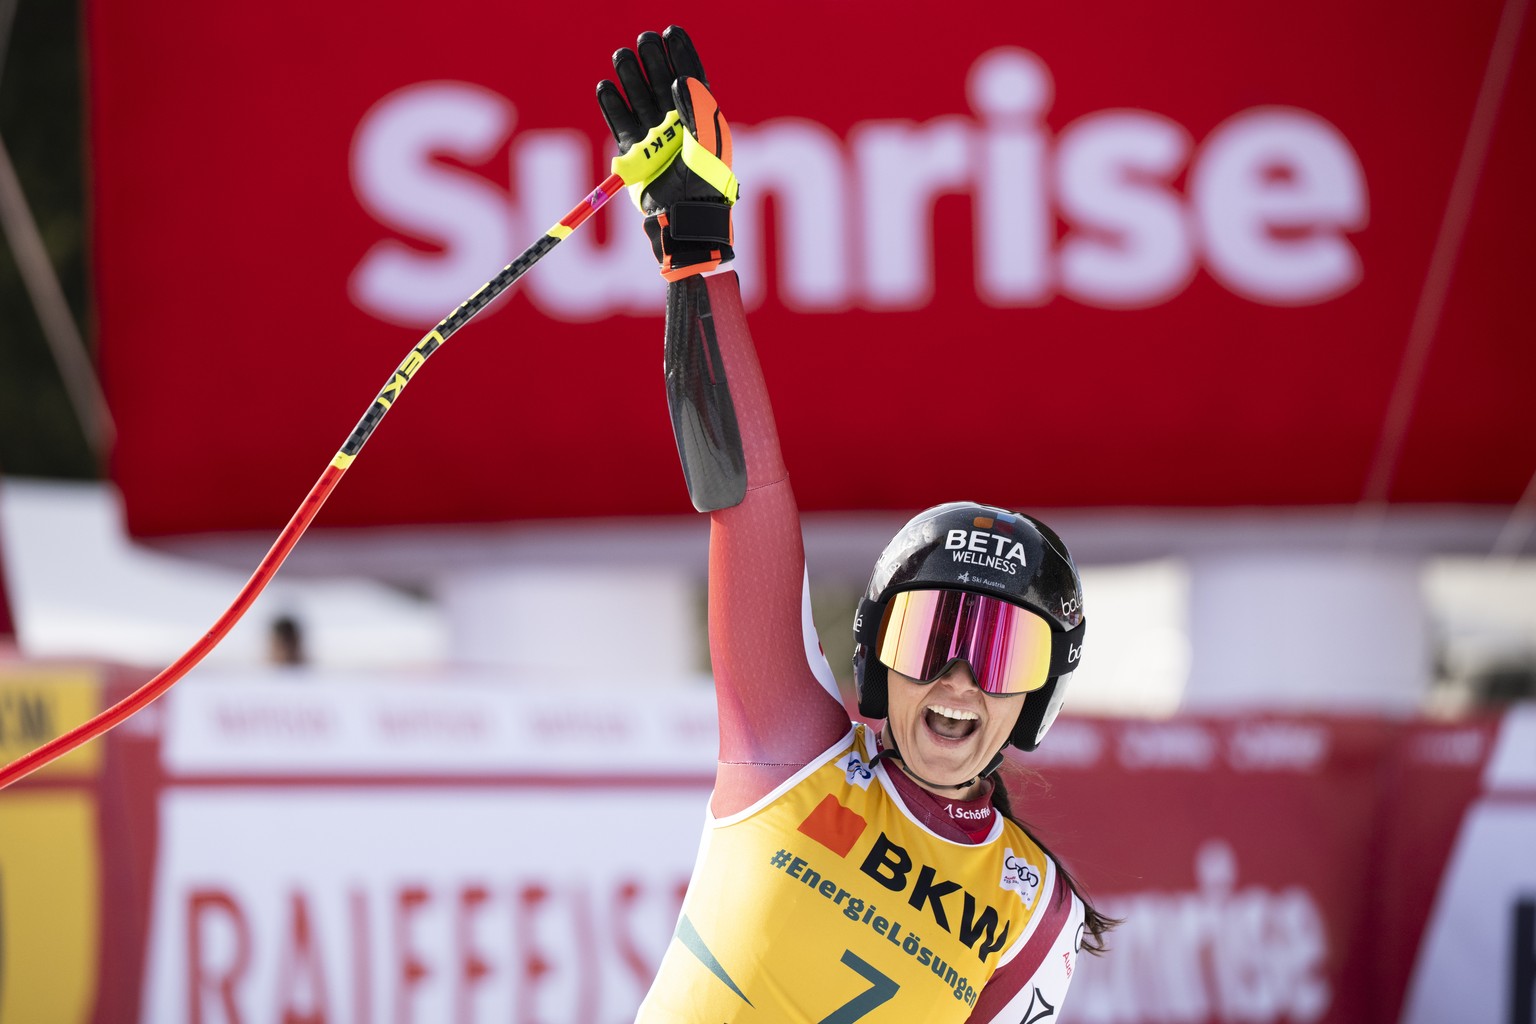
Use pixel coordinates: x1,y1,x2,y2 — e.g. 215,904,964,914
597,26,738,280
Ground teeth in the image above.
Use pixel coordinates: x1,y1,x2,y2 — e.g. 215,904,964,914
928,704,979,721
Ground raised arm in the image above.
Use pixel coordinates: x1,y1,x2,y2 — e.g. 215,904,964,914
691,272,851,812
597,28,850,815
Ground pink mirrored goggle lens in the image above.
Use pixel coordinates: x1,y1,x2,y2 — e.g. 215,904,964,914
876,589,1054,695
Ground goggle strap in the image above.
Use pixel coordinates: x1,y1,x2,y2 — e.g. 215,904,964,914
1049,619,1087,678
854,597,882,648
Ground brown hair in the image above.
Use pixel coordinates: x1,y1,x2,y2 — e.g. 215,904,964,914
989,765,1119,955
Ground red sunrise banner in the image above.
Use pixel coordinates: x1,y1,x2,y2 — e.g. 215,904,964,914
86,0,1534,534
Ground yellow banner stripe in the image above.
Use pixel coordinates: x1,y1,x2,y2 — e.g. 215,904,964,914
0,669,104,777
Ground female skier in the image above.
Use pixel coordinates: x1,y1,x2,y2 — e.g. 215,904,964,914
596,26,1114,1022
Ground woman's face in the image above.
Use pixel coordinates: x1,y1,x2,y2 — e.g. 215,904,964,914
883,661,1025,799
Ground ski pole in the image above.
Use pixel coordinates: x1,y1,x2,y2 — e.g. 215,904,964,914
0,171,626,790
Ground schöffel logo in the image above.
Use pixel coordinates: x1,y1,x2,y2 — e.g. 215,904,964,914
945,802,992,823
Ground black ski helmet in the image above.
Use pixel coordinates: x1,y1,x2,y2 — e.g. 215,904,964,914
852,501,1085,752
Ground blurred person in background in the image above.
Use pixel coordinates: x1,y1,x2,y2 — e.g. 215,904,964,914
268,614,307,667
596,27,1115,1023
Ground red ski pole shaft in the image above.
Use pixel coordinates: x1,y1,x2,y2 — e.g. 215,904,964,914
0,173,626,790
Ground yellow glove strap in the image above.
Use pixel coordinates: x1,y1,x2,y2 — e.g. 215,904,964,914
680,131,740,206
610,112,686,211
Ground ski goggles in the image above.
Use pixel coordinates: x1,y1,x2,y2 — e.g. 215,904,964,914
873,589,1084,696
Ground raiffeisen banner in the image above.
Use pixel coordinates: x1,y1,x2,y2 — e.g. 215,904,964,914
2,669,1533,1024
88,0,1534,534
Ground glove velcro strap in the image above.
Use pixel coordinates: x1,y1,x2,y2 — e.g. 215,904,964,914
647,212,732,281
669,201,732,243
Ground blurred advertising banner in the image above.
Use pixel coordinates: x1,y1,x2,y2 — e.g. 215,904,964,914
0,664,149,1024
0,668,104,1024
1397,712,1536,1024
87,1,1534,535
1028,713,1530,1024
139,679,719,1024
1025,716,1390,1023
3,672,1530,1022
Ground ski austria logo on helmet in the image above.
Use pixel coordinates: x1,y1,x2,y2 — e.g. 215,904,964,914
956,572,1008,591
1000,848,1044,909
945,516,1028,577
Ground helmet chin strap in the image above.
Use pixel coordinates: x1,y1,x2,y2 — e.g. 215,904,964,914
869,730,1008,793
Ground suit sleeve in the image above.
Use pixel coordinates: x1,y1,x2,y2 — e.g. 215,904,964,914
967,869,1085,1023
680,272,851,816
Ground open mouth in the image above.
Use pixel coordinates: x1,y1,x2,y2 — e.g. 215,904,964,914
924,704,980,741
